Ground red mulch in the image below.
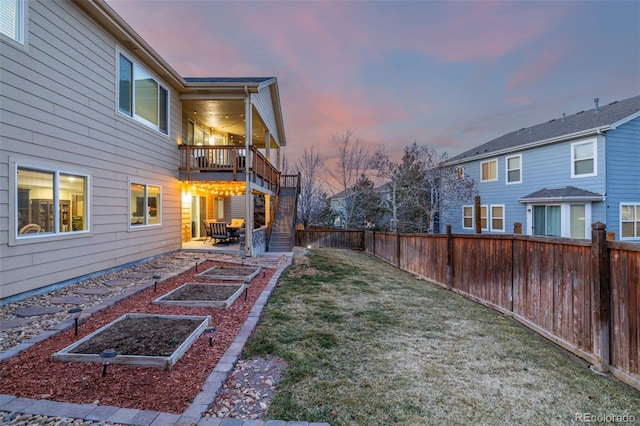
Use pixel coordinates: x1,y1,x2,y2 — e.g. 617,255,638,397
0,261,274,414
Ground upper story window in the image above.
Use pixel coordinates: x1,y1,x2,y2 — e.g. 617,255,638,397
130,182,161,227
480,159,498,182
0,0,24,44
505,154,522,184
571,139,596,178
118,53,169,135
621,203,640,239
16,166,89,238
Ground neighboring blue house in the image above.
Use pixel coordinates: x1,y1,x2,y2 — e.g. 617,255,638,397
443,95,640,241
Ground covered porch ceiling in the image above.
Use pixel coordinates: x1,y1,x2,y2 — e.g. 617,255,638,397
182,99,272,148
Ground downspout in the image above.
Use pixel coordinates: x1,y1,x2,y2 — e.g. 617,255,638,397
244,86,252,257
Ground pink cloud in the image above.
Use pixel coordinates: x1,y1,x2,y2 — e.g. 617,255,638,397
506,49,563,92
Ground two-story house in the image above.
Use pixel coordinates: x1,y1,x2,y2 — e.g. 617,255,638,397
0,0,293,300
443,95,640,241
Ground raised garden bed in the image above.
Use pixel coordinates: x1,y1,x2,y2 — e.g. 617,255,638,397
51,313,210,370
153,282,245,309
196,265,261,281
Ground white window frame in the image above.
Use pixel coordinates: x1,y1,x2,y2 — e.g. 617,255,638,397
620,202,640,240
480,205,488,231
490,204,505,232
10,159,91,244
571,139,597,178
480,159,498,182
0,0,25,44
129,180,162,229
505,154,522,184
117,51,170,135
462,205,473,229
525,202,592,239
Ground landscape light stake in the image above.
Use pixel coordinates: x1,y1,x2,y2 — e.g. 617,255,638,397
68,307,82,336
205,326,216,346
100,348,117,377
244,279,250,301
153,275,161,292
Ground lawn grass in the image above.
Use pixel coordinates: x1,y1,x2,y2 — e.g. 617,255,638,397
243,249,640,425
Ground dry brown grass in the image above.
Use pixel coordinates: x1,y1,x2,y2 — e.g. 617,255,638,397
244,248,639,425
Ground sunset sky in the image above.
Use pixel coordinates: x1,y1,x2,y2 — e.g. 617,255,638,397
107,0,640,163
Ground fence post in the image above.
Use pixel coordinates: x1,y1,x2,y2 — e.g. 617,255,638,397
372,229,376,256
395,225,401,268
446,225,453,290
591,222,610,373
474,195,482,234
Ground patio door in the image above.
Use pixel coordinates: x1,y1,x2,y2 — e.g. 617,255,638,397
190,196,208,239
533,205,561,236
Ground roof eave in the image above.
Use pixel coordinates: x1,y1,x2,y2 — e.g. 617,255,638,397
73,0,186,90
447,125,611,166
518,196,605,204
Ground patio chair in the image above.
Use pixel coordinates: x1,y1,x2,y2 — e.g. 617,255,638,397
210,221,231,244
202,220,213,244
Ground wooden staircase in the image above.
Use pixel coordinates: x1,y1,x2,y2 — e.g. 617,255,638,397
268,176,299,252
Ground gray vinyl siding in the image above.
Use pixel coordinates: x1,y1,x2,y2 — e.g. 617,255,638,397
605,117,640,240
447,136,608,235
0,1,182,298
253,87,281,146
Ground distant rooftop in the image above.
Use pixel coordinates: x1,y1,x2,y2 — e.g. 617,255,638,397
450,95,640,163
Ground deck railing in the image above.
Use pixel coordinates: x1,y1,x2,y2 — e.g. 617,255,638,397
178,145,279,190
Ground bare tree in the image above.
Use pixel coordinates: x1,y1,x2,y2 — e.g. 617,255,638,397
295,146,332,229
371,142,475,233
326,130,372,229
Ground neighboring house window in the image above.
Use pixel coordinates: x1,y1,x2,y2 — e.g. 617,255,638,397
130,182,161,227
462,205,473,229
621,203,640,239
480,205,488,230
118,53,169,135
571,139,596,177
481,159,498,182
490,205,505,232
16,166,89,237
570,204,586,239
505,154,522,184
533,205,561,237
0,0,24,43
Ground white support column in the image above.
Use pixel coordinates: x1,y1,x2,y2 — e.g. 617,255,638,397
244,91,253,257
264,130,270,162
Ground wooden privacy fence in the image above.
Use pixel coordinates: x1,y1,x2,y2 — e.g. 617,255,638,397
295,224,640,391
295,229,364,249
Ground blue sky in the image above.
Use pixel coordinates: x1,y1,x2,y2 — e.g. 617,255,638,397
107,0,640,162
